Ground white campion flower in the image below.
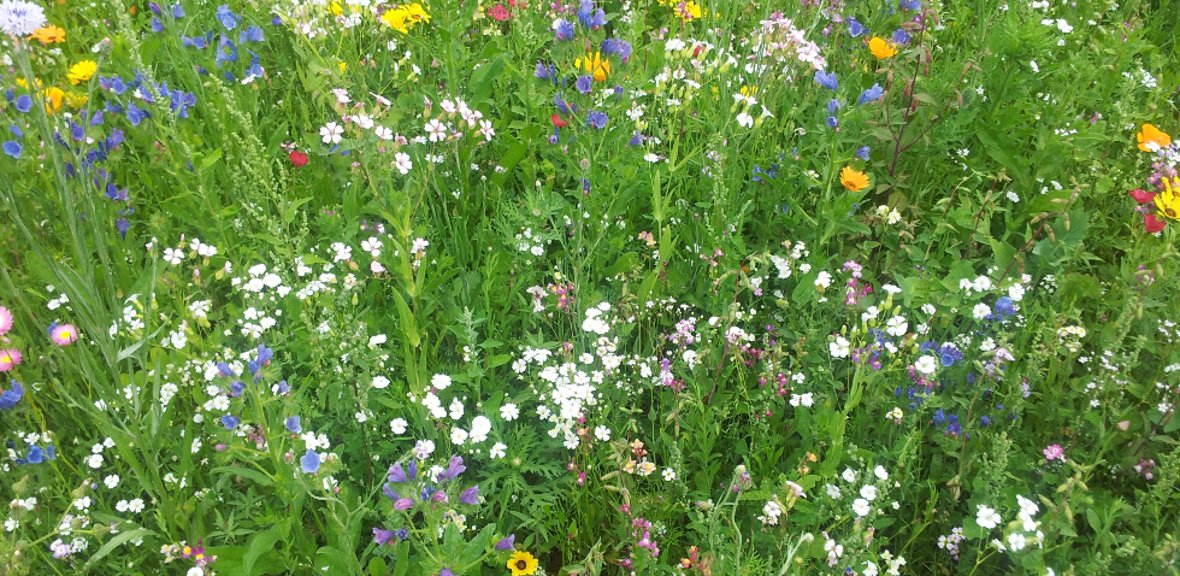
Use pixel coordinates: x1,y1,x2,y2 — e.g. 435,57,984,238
594,425,611,442
468,416,492,443
789,393,813,407
736,112,754,128
371,376,390,389
972,303,992,320
914,355,937,375
390,418,408,434
425,119,447,142
860,485,878,501
319,122,344,144
489,442,507,459
976,505,1002,530
829,335,851,358
885,315,908,337
852,498,871,517
499,403,519,421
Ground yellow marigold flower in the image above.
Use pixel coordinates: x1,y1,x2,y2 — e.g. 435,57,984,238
405,2,430,24
65,91,88,109
576,51,611,82
31,25,66,45
43,86,64,113
506,551,539,576
1136,123,1172,153
67,60,97,86
840,166,870,192
868,36,898,60
381,3,430,33
1155,176,1180,220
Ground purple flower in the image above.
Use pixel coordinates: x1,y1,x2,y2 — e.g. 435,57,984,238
848,17,866,37
431,490,449,504
460,485,479,505
575,75,593,94
388,462,408,483
577,0,605,28
628,131,643,146
602,38,632,62
814,70,838,91
856,146,871,160
892,28,912,45
440,569,455,576
373,527,397,546
14,95,31,113
900,0,922,11
383,484,399,500
285,416,302,433
216,4,239,30
495,534,516,551
587,110,608,130
240,25,265,43
534,60,555,80
827,98,841,114
3,141,21,159
858,84,884,105
553,18,575,41
394,498,415,511
220,414,241,430
300,450,321,474
826,116,838,129
26,446,44,464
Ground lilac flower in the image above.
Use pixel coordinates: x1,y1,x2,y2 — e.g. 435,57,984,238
553,18,575,41
440,456,466,481
373,527,397,546
827,116,838,129
220,415,240,430
858,84,884,105
394,498,414,511
495,534,516,551
587,110,608,130
575,75,593,94
628,131,643,146
300,450,321,474
439,569,455,576
383,485,399,500
848,17,866,37
460,485,479,505
285,416,302,433
814,70,838,91
388,462,409,483
215,4,239,30
3,141,21,159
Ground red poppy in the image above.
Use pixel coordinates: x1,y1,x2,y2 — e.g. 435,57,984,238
551,114,568,128
1129,188,1156,204
1145,213,1166,233
289,149,309,168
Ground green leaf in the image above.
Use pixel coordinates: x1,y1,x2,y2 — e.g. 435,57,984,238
86,528,154,568
211,466,274,487
243,522,288,576
390,289,421,348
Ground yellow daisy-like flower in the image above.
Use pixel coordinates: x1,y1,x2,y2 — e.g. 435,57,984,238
1155,176,1180,220
1136,123,1172,153
868,36,898,60
31,25,66,45
507,551,539,576
67,60,97,86
575,51,611,82
381,3,430,33
840,166,870,192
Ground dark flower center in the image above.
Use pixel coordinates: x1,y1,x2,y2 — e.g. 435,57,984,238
516,560,528,569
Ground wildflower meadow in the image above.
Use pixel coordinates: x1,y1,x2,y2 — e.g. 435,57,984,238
1,0,1179,574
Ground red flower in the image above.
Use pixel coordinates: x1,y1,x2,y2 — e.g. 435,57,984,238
551,114,568,128
289,149,309,168
1145,213,1166,233
1129,188,1156,204
488,3,510,21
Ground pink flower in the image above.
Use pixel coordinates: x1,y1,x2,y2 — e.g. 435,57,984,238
0,348,20,372
0,306,13,336
1043,444,1065,462
49,323,78,346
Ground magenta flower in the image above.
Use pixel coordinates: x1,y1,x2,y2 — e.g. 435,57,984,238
460,485,479,505
394,498,414,511
0,348,21,372
0,306,13,335
49,323,79,346
1043,444,1065,462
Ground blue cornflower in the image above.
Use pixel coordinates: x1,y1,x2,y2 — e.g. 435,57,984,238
814,70,838,91
586,110,608,129
848,17,866,38
26,446,44,464
216,5,239,30
3,141,21,159
856,146,871,160
858,84,885,105
892,28,912,45
285,416,302,433
300,450,321,473
240,25,265,43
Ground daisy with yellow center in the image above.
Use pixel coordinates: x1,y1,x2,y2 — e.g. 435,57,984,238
840,166,870,192
506,550,539,576
31,25,66,45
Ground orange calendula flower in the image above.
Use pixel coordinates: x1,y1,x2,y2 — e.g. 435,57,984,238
43,86,64,113
1136,123,1172,152
840,166,870,192
868,36,898,60
31,25,66,45
576,51,611,82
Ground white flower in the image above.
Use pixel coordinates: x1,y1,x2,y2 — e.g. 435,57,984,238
371,376,390,389
814,271,832,290
469,415,492,443
863,561,879,576
499,403,519,421
972,303,992,320
412,439,435,459
394,152,412,175
431,374,452,390
1007,532,1027,551
885,316,908,337
826,484,842,499
489,442,507,459
86,454,104,469
914,355,937,375
390,418,408,434
320,122,344,145
163,247,184,265
448,398,465,420
736,112,754,127
976,504,1002,530
0,0,46,36
874,465,889,481
852,498,871,517
187,567,205,576
103,475,120,489
1008,282,1025,302
594,425,611,442
842,468,859,483
829,335,851,358
127,498,145,513
860,485,878,501
450,427,468,445
662,467,677,481
425,119,447,142
374,125,393,140
789,393,813,407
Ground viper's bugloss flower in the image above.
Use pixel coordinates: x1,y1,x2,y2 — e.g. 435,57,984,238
587,110,607,130
300,449,321,473
858,84,884,105
0,381,23,411
814,70,838,91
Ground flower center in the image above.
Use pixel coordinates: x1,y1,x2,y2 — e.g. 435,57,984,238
515,560,528,569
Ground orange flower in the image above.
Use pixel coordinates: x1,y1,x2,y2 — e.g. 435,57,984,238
43,87,64,113
1136,123,1172,152
868,37,898,60
31,25,66,45
840,166,870,191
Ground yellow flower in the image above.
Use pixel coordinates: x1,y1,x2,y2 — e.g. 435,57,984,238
65,91,89,109
1136,123,1172,153
328,1,343,15
840,166,870,192
67,60,97,86
338,60,348,73
576,51,611,82
868,37,898,60
1155,176,1180,220
506,551,539,576
381,3,430,33
31,25,66,45
43,86,64,113
677,0,703,21
405,2,430,24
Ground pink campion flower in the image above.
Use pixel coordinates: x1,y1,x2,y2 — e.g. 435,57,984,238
49,323,79,346
0,305,13,335
0,348,20,372
1043,444,1065,462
